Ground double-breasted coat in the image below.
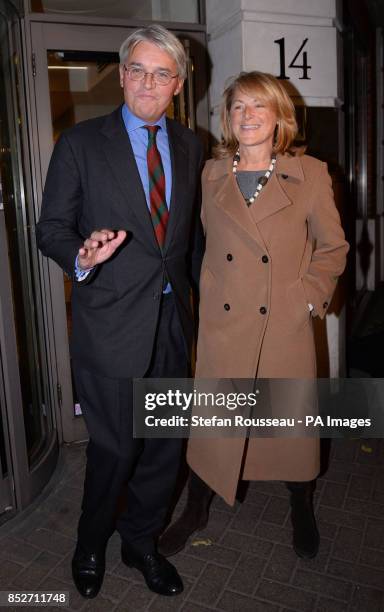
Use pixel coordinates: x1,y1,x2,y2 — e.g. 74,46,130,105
187,153,349,505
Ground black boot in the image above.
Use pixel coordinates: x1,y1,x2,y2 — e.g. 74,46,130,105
158,471,214,557
286,480,319,559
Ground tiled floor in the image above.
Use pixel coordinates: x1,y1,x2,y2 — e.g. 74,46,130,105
1,438,383,611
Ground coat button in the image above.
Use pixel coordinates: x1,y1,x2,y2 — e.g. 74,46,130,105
262,255,269,263
259,306,267,314
323,301,329,309
153,292,160,300
224,303,230,311
226,254,233,261
281,174,288,179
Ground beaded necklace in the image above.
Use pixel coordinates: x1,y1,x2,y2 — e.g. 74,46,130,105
232,150,276,206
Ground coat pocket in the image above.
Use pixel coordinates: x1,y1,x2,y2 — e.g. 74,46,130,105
286,278,311,332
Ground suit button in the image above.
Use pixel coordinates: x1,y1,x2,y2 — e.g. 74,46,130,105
262,255,269,263
259,306,267,314
281,174,288,179
153,292,160,300
224,303,230,311
323,301,329,309
227,253,233,261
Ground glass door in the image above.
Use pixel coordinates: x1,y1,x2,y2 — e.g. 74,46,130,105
26,19,209,442
0,339,15,524
0,0,58,518
46,49,123,426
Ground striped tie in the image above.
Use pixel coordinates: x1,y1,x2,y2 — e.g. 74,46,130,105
144,125,169,248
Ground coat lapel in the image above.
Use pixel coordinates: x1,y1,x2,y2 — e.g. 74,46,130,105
163,119,189,254
250,153,304,224
208,153,305,246
100,107,158,251
209,157,267,252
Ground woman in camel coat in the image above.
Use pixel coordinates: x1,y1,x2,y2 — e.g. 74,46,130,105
160,71,349,559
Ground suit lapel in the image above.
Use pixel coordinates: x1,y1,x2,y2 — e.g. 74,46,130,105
163,119,189,254
100,107,158,251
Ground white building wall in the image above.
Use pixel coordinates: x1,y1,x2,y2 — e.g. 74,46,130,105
206,0,338,136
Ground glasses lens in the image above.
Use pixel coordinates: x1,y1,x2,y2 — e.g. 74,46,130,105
154,71,172,85
127,67,144,80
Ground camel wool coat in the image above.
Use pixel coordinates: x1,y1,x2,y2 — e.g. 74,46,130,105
187,152,349,505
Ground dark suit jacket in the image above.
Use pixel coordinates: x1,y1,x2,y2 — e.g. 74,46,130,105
36,105,204,379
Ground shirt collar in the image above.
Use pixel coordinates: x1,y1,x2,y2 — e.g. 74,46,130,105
122,104,167,133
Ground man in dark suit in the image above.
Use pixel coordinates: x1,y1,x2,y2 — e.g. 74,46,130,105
36,25,203,599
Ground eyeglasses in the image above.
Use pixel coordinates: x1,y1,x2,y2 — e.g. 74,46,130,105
123,65,178,86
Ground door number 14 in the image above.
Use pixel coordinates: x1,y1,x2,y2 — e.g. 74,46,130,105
274,37,311,80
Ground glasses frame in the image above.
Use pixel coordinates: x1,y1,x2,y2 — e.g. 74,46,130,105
122,64,179,86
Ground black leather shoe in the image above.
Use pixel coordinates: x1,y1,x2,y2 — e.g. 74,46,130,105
71,544,105,599
121,545,183,596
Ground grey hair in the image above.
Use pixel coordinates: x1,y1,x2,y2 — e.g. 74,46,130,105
119,25,187,79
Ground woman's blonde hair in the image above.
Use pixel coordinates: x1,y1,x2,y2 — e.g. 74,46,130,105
214,71,298,159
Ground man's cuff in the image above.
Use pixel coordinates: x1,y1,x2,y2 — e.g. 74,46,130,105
74,255,94,282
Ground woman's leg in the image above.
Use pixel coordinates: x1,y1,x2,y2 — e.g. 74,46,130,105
158,470,214,556
285,480,319,558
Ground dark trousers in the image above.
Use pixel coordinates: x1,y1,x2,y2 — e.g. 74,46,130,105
73,294,189,555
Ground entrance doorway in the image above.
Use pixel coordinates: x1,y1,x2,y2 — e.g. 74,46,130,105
26,19,209,442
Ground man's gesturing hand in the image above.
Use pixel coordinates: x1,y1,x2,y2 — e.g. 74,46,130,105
78,229,127,270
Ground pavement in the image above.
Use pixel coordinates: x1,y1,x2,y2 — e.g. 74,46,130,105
1,437,384,612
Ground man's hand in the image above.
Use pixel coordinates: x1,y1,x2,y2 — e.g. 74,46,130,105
78,229,127,270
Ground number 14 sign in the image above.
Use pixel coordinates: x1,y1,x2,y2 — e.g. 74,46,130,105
275,38,311,80
243,22,339,106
